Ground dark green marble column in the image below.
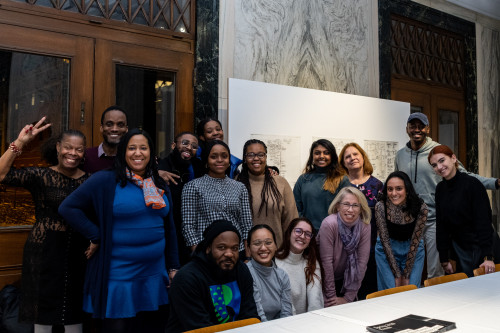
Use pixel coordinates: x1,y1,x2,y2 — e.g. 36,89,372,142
195,0,219,127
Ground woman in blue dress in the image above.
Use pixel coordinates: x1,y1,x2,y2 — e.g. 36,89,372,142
59,128,179,332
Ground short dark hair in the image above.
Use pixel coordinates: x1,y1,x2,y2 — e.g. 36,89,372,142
42,129,86,166
174,131,197,143
101,105,128,125
196,117,222,139
201,140,231,174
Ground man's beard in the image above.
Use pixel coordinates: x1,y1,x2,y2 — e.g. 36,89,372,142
172,148,192,168
207,252,237,280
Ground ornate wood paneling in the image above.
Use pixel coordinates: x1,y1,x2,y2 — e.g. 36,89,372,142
10,0,194,35
391,14,465,90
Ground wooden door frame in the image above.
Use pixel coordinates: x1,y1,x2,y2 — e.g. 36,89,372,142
0,22,94,140
0,0,195,147
93,39,194,146
0,4,195,288
379,0,478,172
0,24,95,287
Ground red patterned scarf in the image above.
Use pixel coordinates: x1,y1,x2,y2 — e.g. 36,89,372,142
126,169,166,209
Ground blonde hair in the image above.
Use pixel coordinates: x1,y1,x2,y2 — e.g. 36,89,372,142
327,187,371,225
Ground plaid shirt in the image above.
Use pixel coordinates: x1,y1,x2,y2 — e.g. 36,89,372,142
181,174,253,250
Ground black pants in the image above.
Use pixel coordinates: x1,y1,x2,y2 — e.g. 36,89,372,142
89,305,169,333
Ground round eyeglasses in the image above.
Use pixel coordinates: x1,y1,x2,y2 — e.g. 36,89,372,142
180,139,198,150
293,228,313,239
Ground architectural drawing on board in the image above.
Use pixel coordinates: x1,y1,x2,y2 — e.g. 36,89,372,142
364,140,399,181
250,134,301,186
312,137,356,153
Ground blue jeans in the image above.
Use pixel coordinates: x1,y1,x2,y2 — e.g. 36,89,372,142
375,237,425,290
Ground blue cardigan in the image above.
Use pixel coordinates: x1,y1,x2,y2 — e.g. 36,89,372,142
58,170,180,319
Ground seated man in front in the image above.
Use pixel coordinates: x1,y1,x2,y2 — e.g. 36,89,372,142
167,220,260,332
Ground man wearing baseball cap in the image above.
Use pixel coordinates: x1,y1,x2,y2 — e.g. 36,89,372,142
395,112,500,279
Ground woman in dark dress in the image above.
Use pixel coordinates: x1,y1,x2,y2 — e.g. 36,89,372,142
0,117,89,333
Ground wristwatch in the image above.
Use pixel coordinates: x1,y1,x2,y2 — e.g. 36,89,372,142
484,255,494,261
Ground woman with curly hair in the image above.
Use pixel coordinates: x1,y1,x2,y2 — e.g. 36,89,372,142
293,139,349,231
275,217,323,314
237,139,298,246
375,171,427,290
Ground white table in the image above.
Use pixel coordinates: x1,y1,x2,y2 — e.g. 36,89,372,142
229,272,500,332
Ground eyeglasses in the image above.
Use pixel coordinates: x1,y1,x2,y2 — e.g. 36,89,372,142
245,152,266,159
339,202,361,210
293,228,313,239
180,139,198,150
251,239,274,247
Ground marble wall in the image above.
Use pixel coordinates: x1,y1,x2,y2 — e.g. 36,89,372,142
194,0,220,124
211,0,500,226
477,25,500,228
218,0,379,126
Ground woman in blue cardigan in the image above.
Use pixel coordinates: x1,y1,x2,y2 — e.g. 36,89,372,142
59,129,179,332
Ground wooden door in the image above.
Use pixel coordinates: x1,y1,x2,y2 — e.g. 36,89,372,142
0,25,94,287
93,39,194,153
0,4,195,289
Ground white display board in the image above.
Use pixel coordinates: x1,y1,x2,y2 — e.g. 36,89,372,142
227,78,410,185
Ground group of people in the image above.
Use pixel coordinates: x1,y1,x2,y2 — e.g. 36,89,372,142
1,107,499,332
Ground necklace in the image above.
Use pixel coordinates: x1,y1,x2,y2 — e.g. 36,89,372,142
348,174,369,186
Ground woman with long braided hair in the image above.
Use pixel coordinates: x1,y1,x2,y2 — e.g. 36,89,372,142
237,139,298,247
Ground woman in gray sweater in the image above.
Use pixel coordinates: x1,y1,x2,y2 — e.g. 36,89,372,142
246,225,293,321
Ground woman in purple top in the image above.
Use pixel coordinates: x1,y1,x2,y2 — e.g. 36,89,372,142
338,143,383,299
317,187,371,307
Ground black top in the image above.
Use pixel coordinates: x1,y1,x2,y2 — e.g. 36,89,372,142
2,167,89,325
166,251,259,332
158,150,204,264
435,170,494,262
